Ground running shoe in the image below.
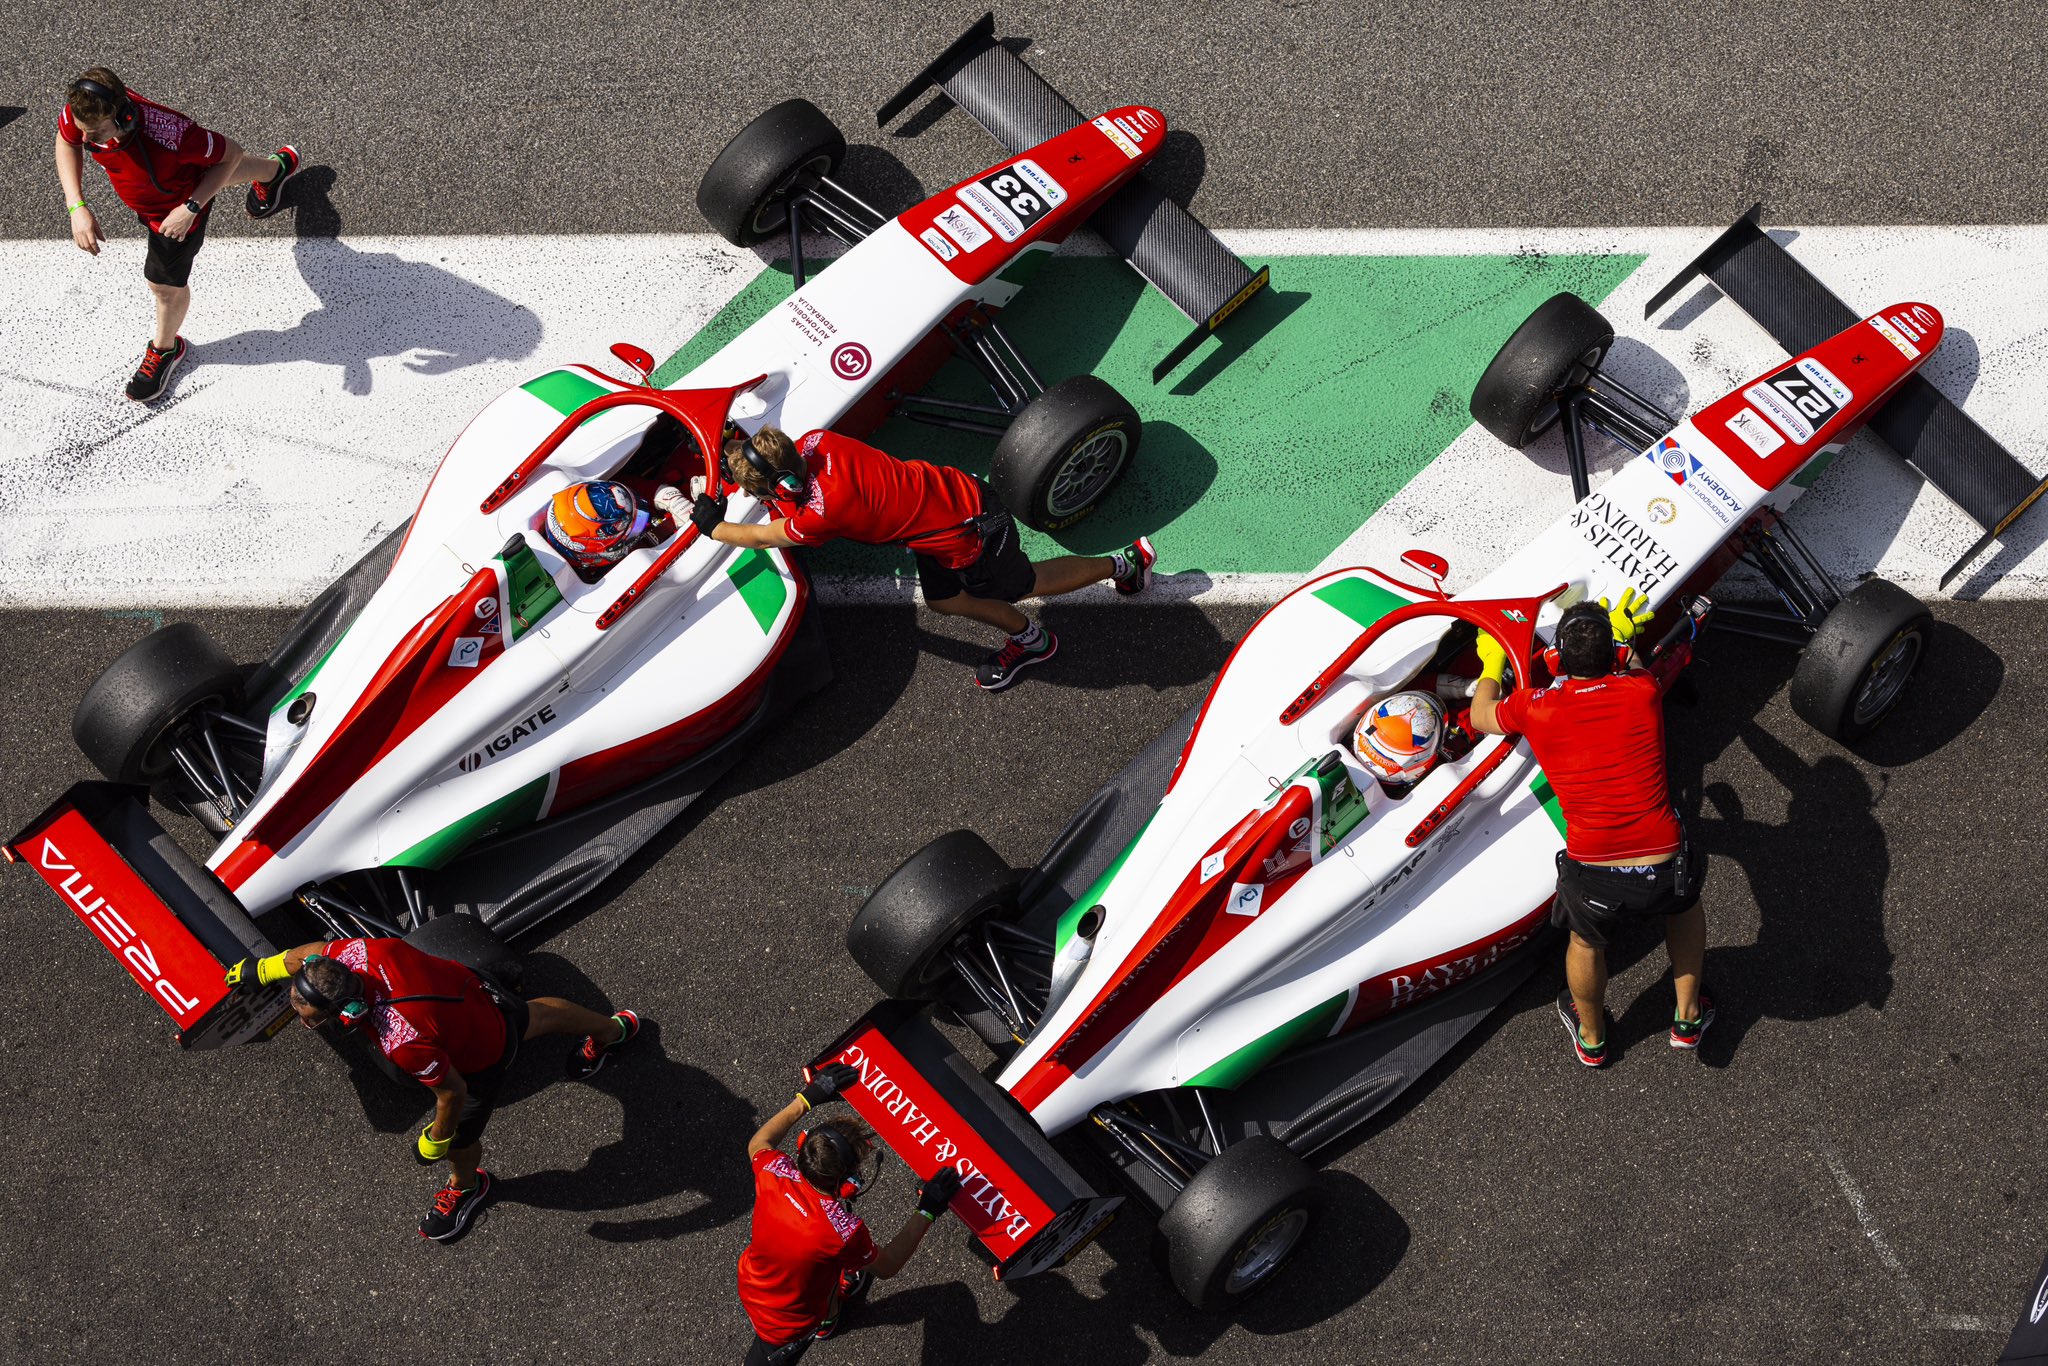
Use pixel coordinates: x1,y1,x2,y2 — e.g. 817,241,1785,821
1555,989,1609,1068
419,1169,492,1242
1670,992,1717,1051
566,1008,641,1079
814,1270,873,1340
125,336,187,403
246,145,301,219
1110,536,1157,596
974,629,1058,691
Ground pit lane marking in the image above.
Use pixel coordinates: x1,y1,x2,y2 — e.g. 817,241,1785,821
1818,1139,1997,1333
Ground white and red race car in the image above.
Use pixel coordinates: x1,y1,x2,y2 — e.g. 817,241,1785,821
4,18,1268,1050
808,212,2048,1309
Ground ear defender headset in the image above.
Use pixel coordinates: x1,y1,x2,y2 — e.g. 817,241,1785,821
68,75,140,141
1542,601,1628,678
729,430,806,500
290,954,465,1028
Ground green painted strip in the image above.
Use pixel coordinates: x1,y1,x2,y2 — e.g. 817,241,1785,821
1311,576,1408,630
1530,773,1568,839
651,251,1644,576
1055,811,1156,957
1185,989,1350,1090
497,538,562,639
271,630,345,715
521,368,609,416
727,548,786,634
387,775,551,871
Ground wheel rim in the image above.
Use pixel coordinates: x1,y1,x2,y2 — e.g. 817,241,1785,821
1223,1207,1309,1296
1851,629,1923,727
1521,341,1610,444
1046,429,1130,519
747,153,835,238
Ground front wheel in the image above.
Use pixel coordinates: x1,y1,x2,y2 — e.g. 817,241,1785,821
695,99,846,246
1469,292,1614,449
1157,1135,1323,1310
990,376,1140,533
1790,578,1931,743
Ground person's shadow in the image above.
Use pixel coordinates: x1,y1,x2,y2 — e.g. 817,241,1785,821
200,164,541,393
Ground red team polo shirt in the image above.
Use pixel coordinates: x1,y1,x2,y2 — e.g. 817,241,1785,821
1494,667,1682,863
780,430,986,569
327,938,508,1087
58,93,225,230
736,1150,879,1342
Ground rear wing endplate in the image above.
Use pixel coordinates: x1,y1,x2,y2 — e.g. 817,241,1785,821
5,783,289,1048
809,1000,1121,1280
881,12,1270,382
1646,205,2048,587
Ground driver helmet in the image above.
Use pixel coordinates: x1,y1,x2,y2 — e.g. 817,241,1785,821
543,480,649,568
1353,691,1447,787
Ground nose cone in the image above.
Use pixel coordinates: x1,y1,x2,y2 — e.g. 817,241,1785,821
1870,302,1943,359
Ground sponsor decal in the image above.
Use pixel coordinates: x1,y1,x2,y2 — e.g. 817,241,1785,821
1225,881,1265,918
1008,159,1067,208
1130,108,1161,133
1385,923,1539,1010
447,635,484,669
781,295,840,348
1869,314,1920,359
1286,816,1312,841
1091,114,1142,160
33,828,208,1026
957,183,1023,242
1654,437,1689,483
918,226,959,262
1647,436,1746,524
2033,1271,2048,1324
457,703,558,772
473,596,503,636
1724,406,1787,457
968,164,1063,239
1647,497,1677,525
1797,357,1853,408
829,342,872,382
1744,358,1851,445
1200,850,1226,882
1501,608,1528,623
932,204,990,253
1568,492,1680,595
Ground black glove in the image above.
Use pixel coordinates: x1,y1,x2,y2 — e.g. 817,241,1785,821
689,492,728,536
798,1062,861,1110
917,1166,962,1220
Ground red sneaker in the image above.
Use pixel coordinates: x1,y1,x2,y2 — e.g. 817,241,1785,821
419,1169,492,1242
246,145,301,219
567,1008,640,1079
124,336,187,403
1556,990,1609,1068
1670,993,1717,1051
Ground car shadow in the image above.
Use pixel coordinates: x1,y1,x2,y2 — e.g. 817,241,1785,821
906,600,1232,692
199,165,542,393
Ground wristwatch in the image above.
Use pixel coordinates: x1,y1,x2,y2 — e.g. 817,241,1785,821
184,198,204,213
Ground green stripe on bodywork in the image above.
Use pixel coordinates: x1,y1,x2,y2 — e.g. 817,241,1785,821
521,368,609,416
1184,990,1350,1090
1055,812,1156,956
497,537,563,638
387,775,551,871
1530,773,1568,839
271,630,346,715
727,548,786,634
1311,576,1408,630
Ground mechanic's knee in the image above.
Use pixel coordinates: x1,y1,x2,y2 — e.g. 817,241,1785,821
146,280,188,301
924,592,970,616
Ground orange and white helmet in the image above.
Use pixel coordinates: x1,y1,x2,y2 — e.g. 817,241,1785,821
1353,691,1446,787
543,480,648,568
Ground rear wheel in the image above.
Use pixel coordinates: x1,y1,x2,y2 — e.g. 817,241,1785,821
846,830,1018,998
1790,578,1931,742
1469,292,1614,449
991,376,1141,533
1157,1136,1323,1310
695,99,847,246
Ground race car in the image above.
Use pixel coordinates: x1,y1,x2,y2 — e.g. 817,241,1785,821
805,211,2048,1309
4,16,1269,1050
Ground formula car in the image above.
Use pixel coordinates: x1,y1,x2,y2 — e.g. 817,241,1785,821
805,211,2048,1308
5,15,1268,1049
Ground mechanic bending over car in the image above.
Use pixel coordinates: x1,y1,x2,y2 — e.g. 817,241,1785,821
690,426,1158,691
1470,589,1714,1068
737,1063,963,1364
224,938,642,1240
53,67,302,403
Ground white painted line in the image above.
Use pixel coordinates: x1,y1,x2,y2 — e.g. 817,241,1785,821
1819,1140,1999,1334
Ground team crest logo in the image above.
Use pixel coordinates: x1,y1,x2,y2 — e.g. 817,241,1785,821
1651,436,1689,485
1647,497,1677,525
830,343,872,381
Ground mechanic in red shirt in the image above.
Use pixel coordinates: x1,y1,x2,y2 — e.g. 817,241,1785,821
1472,589,1713,1067
737,1062,962,1363
53,67,302,402
692,425,1158,690
225,935,641,1240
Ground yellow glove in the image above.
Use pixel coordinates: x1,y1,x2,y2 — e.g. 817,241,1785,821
416,1125,454,1163
1474,631,1509,684
1600,587,1655,645
225,952,292,991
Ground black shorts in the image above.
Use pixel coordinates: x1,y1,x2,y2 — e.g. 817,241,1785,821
451,994,527,1149
141,209,209,288
1550,834,1704,950
914,486,1035,604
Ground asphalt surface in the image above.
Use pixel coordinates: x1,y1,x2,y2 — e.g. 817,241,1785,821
4,7,2048,1365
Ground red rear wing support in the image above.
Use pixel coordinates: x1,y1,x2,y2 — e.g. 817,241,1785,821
809,1001,1122,1280
5,783,290,1048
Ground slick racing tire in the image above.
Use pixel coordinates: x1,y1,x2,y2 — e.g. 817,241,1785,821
696,99,847,246
73,622,245,787
991,376,1141,533
847,830,1018,999
1790,578,1931,743
1158,1135,1324,1311
1469,292,1615,449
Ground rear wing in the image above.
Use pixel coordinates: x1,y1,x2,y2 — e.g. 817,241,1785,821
1645,205,2048,587
881,12,1269,382
5,783,289,1048
809,1001,1121,1280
